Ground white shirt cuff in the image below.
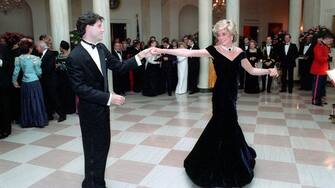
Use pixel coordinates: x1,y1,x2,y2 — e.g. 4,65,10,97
135,55,142,66
0,59,3,67
107,93,113,106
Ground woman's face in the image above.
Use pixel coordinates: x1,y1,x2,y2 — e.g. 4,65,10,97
249,42,256,49
216,28,233,46
150,41,157,47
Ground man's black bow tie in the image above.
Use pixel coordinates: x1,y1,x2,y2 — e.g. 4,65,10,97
82,40,96,49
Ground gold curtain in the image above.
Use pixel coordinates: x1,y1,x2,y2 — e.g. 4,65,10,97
208,58,216,88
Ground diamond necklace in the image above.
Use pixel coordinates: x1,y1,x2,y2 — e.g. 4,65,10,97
222,45,234,52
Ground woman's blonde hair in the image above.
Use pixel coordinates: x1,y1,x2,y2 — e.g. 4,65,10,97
212,19,238,42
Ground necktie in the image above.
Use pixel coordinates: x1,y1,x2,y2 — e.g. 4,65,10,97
82,40,96,49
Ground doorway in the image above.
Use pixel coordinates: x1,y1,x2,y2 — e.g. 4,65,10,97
110,23,127,42
243,26,258,42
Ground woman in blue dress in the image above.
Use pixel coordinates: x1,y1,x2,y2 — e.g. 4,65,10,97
12,38,48,128
152,19,278,187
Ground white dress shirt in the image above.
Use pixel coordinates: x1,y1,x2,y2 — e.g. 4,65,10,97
0,59,3,67
285,43,290,55
81,41,142,106
266,45,271,57
41,48,48,59
303,43,311,55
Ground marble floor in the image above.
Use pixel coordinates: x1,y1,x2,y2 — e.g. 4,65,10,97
1,88,335,188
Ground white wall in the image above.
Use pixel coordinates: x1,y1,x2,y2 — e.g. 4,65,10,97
162,0,198,40
109,0,142,41
179,5,198,38
240,0,289,43
0,1,33,37
26,0,51,41
320,0,335,30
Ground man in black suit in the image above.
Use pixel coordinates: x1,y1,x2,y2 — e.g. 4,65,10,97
278,34,299,93
0,42,13,138
112,41,128,95
186,35,200,94
36,41,66,122
67,12,151,188
261,36,278,93
298,34,314,90
160,37,177,96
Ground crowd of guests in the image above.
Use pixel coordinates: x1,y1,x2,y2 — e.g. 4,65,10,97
237,29,334,108
0,27,333,139
111,35,200,97
0,33,75,139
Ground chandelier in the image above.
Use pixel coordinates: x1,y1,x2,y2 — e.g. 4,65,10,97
213,0,226,13
213,0,226,9
0,0,25,12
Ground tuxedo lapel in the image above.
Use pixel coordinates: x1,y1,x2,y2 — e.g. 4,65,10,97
97,45,108,91
78,44,104,80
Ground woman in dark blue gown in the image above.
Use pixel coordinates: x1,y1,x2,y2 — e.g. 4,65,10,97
152,19,278,187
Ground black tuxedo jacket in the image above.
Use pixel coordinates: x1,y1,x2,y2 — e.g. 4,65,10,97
41,49,58,87
188,44,200,63
261,45,278,68
278,43,299,68
67,43,138,124
298,42,314,63
0,44,13,89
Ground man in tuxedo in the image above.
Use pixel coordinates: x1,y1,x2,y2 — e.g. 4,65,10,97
36,41,66,122
67,12,151,188
298,34,314,90
112,41,128,95
0,42,13,139
160,37,177,96
186,35,200,94
261,36,278,93
278,34,299,93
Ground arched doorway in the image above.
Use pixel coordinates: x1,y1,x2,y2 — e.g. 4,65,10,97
0,0,33,37
179,5,198,39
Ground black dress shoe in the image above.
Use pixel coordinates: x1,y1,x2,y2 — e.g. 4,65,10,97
267,90,271,93
279,89,286,92
58,116,66,122
189,90,199,95
48,116,54,121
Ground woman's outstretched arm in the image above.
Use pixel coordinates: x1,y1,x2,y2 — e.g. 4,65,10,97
241,58,278,77
151,47,211,58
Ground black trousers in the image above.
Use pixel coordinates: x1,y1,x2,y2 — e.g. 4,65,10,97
42,83,65,118
281,67,294,92
312,75,327,105
298,60,313,90
188,61,200,92
80,108,110,188
0,87,12,135
262,75,273,92
239,67,245,89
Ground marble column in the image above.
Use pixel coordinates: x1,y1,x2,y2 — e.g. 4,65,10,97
288,0,302,45
226,0,240,46
93,0,111,50
198,0,212,90
303,0,320,31
93,0,114,90
49,0,70,50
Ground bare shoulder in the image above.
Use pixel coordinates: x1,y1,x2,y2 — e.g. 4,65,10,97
235,47,243,53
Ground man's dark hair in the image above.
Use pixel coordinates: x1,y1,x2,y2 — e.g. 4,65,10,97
76,12,104,38
39,34,47,41
186,35,194,42
60,40,70,50
162,37,169,44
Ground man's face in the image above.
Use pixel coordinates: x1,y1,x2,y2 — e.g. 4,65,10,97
244,38,249,45
266,37,272,45
114,43,122,51
284,35,291,43
86,20,104,42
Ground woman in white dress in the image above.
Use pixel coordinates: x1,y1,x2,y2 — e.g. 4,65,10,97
175,42,188,94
